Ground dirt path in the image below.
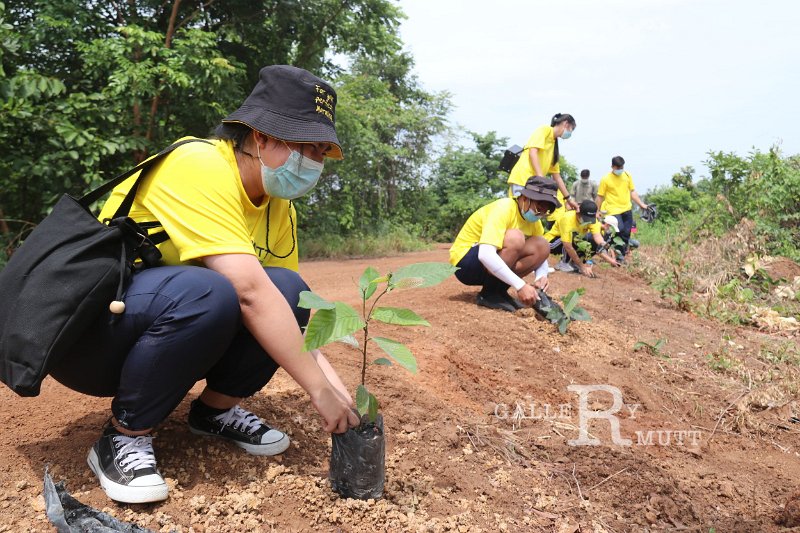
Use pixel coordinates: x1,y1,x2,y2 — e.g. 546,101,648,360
1,245,798,532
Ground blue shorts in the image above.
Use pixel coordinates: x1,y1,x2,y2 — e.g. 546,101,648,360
454,245,509,292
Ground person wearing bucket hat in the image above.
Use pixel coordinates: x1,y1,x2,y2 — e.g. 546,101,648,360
48,65,359,505
449,176,561,312
508,113,579,229
544,200,620,277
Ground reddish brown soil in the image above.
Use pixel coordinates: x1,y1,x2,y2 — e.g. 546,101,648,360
1,244,799,532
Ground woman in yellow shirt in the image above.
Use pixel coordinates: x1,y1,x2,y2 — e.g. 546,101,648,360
50,65,360,504
508,113,578,227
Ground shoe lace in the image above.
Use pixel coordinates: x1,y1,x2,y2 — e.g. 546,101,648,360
113,435,157,472
215,405,264,435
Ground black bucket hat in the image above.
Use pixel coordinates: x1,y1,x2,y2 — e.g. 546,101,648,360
223,65,343,160
520,176,561,211
578,200,598,223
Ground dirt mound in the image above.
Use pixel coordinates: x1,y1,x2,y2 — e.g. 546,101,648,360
1,245,798,531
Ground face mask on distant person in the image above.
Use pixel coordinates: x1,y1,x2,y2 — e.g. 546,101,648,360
522,210,541,223
613,169,624,176
258,142,324,199
561,129,572,140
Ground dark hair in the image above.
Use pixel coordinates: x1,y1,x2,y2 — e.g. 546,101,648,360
213,122,253,153
580,169,590,178
550,113,576,166
611,155,625,168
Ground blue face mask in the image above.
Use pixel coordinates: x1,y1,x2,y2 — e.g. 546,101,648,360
613,168,624,176
561,129,572,140
522,209,541,223
259,143,324,200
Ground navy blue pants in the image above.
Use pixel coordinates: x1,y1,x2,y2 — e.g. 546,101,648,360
454,246,509,294
50,266,310,431
615,210,634,254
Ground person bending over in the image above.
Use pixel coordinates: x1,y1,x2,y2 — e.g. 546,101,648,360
546,200,620,277
449,177,561,313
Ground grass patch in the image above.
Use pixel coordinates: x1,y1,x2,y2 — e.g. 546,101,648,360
299,226,431,260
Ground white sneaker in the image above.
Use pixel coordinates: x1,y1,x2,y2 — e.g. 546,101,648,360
87,425,168,503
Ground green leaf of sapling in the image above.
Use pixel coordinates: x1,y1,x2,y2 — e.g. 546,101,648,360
569,307,591,322
359,266,380,300
297,291,335,310
372,336,417,373
373,358,393,366
356,384,369,418
303,302,365,351
372,307,430,326
367,393,379,423
336,334,360,350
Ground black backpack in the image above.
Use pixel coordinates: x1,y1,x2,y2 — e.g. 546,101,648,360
0,139,209,396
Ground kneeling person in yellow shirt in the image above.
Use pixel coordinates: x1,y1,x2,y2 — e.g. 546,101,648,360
545,200,619,278
449,177,560,313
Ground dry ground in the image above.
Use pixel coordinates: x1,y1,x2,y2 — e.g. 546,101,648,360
1,244,799,532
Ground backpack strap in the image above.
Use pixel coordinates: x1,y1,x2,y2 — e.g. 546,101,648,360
79,138,213,213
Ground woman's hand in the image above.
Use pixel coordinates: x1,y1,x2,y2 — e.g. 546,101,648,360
533,276,549,292
516,283,539,306
311,385,360,433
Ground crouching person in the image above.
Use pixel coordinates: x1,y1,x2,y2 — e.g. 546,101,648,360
449,177,561,312
546,200,620,277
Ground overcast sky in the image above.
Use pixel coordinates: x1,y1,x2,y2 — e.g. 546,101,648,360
397,0,800,193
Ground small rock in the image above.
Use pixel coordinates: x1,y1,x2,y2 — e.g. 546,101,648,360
719,481,736,498
15,480,27,491
645,511,658,523
29,495,45,513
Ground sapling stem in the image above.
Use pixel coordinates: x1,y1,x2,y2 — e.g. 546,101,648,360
361,285,389,386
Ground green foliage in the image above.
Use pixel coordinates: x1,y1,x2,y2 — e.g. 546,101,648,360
298,225,429,260
671,165,695,190
542,288,591,335
633,338,669,359
758,341,800,367
0,0,424,249
642,186,696,224
643,146,800,262
706,352,737,373
300,262,456,422
424,131,509,241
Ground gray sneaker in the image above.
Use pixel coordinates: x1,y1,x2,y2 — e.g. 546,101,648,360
554,260,576,273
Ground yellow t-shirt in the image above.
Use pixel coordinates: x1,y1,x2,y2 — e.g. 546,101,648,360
98,137,299,271
449,197,544,265
507,125,565,221
544,212,601,244
508,125,561,186
597,171,635,215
